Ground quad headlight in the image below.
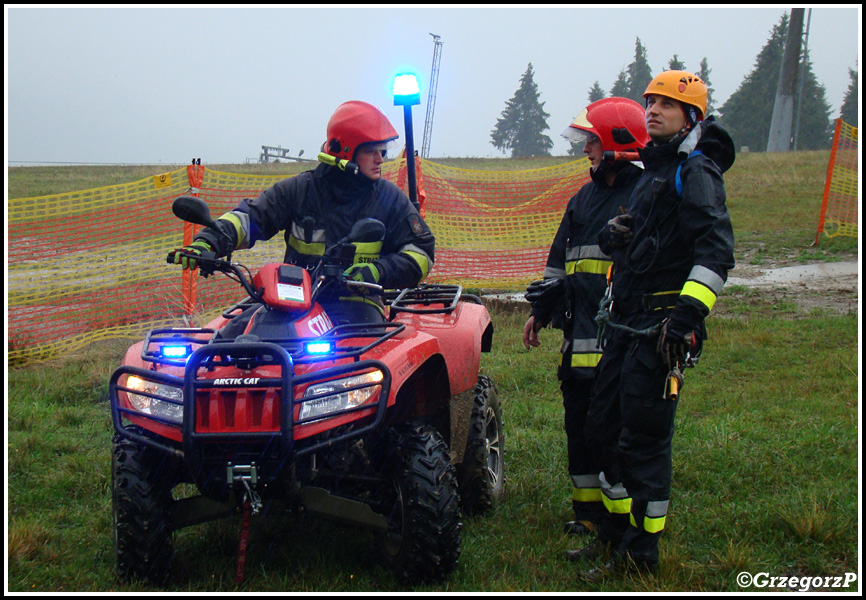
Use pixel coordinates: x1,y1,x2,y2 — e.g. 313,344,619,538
299,370,384,421
125,375,184,424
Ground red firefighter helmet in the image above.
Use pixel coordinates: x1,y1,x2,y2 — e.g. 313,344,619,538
322,101,399,162
562,97,650,152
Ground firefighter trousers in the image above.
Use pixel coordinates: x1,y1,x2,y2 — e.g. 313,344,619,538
585,327,678,566
561,377,604,526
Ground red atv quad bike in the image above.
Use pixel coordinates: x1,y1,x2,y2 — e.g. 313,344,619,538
109,196,505,586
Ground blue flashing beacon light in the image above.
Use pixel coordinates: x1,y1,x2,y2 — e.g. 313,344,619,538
392,72,421,205
393,73,421,106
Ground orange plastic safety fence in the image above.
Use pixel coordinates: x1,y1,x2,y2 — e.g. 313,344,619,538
9,168,193,363
815,119,859,243
8,157,589,364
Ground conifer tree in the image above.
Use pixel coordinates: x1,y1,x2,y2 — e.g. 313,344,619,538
588,81,606,103
719,12,832,151
491,63,553,157
609,69,629,98
626,38,654,104
668,55,686,71
839,65,858,126
697,57,716,116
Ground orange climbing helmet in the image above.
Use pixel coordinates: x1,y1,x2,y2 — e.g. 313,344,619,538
644,70,708,124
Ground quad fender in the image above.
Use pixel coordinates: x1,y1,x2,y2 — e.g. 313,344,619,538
383,301,494,462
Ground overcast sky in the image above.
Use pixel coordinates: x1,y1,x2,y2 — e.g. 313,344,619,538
5,5,862,165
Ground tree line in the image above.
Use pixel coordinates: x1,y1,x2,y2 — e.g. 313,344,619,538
491,12,859,157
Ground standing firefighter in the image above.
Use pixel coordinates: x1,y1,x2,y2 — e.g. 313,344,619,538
167,100,435,326
577,70,735,580
523,98,649,539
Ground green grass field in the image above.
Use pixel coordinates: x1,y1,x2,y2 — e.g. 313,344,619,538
6,152,860,592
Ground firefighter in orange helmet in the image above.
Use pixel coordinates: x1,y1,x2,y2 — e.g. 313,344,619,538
576,71,734,580
523,97,649,542
168,101,434,325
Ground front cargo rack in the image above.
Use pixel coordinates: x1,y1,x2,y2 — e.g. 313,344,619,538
140,322,405,368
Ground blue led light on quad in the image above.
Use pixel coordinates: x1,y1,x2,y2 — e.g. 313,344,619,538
306,341,333,355
161,344,192,360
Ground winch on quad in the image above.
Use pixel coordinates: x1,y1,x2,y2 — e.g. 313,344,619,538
109,196,505,586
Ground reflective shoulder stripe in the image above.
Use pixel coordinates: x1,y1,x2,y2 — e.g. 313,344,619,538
220,211,250,249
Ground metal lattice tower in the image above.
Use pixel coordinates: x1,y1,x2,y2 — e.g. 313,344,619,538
421,34,443,158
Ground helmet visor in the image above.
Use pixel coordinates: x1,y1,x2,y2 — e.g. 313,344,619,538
562,126,598,147
355,138,399,159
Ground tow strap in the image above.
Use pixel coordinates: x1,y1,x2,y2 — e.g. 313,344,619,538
236,498,252,583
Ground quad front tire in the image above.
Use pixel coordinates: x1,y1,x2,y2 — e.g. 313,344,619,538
112,429,179,586
377,423,462,584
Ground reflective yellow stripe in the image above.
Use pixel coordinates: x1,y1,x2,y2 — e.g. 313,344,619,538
220,212,246,248
681,280,718,311
566,259,612,275
353,241,383,263
288,236,326,256
571,353,602,368
644,514,666,534
602,494,631,515
402,250,430,280
573,487,602,503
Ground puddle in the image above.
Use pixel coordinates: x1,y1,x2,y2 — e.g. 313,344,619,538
727,262,859,287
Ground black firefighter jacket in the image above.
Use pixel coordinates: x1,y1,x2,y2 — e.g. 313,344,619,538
600,117,736,335
536,162,644,379
195,162,435,290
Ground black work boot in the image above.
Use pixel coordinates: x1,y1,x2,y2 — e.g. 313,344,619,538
563,519,597,536
578,553,657,583
565,538,610,562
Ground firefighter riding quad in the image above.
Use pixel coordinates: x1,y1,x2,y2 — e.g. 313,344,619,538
109,196,504,586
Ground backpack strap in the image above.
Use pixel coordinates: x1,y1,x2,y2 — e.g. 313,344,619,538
675,150,704,197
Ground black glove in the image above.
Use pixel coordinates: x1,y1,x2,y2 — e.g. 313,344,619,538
656,316,697,368
166,240,214,270
604,214,634,248
525,277,569,330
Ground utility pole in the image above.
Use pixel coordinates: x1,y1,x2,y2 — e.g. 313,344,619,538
767,8,804,152
793,8,812,150
421,33,443,159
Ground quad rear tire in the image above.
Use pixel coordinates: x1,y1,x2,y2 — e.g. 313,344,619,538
377,423,462,584
112,429,179,586
457,375,505,514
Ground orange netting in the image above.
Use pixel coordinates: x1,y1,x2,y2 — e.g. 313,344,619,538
814,119,859,243
8,157,589,364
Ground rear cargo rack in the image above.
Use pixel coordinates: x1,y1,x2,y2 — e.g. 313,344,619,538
386,284,480,317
